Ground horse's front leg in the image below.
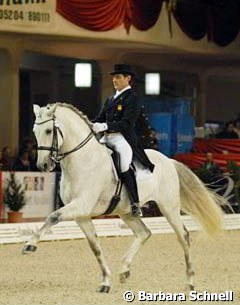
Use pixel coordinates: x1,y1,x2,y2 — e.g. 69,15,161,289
75,218,111,293
22,209,63,254
22,198,87,254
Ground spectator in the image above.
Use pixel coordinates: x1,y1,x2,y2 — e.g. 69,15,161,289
216,121,239,139
194,152,223,184
202,152,222,174
1,146,13,170
25,147,38,171
13,149,31,171
20,138,38,171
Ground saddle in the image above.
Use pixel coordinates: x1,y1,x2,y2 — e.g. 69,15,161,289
102,144,152,215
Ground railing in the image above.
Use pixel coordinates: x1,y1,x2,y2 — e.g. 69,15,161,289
0,214,240,244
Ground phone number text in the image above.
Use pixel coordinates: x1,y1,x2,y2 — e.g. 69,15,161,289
0,9,50,22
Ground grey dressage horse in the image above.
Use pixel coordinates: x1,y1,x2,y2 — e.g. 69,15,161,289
22,103,226,293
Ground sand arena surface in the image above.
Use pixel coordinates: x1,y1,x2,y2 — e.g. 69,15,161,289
0,230,239,305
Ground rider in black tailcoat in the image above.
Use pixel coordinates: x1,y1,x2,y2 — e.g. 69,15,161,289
94,87,155,172
92,64,154,217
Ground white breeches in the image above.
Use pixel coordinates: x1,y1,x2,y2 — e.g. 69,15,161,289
100,133,132,172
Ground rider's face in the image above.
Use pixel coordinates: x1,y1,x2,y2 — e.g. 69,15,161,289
112,74,131,91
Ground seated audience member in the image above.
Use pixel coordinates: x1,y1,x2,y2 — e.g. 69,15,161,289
13,149,31,171
29,148,38,171
20,138,38,171
195,152,222,184
1,146,13,170
216,121,239,139
202,152,221,174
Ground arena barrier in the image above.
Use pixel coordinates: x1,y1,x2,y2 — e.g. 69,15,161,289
0,171,56,222
0,214,240,244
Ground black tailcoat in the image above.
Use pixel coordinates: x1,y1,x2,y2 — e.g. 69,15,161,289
94,89,155,172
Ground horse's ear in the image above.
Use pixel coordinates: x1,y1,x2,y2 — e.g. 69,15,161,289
46,104,57,117
33,104,40,117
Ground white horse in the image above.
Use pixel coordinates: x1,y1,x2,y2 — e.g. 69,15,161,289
23,102,226,293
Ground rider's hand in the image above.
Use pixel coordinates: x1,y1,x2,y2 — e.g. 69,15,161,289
92,122,108,133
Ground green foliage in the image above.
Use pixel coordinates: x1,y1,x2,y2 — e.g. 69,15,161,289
3,172,26,212
194,166,213,183
227,161,240,182
194,164,220,184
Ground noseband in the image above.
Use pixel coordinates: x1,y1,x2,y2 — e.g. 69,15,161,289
35,115,94,163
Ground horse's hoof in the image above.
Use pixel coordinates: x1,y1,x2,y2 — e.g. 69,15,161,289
22,245,37,254
97,285,110,293
119,271,130,283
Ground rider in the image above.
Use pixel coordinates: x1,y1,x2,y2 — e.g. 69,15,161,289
92,64,155,217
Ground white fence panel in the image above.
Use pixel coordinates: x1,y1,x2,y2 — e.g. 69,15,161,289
0,214,240,244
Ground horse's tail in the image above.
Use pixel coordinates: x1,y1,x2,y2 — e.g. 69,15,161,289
173,160,227,235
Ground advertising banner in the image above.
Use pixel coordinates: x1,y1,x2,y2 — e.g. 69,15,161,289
2,171,56,219
0,0,55,27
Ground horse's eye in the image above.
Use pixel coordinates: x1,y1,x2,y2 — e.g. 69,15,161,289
46,129,52,135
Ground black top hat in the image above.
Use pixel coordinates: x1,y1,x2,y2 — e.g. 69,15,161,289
110,64,135,76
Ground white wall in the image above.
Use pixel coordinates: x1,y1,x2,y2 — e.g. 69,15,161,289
0,49,19,153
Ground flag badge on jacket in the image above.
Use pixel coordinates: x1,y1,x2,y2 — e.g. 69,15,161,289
117,104,122,111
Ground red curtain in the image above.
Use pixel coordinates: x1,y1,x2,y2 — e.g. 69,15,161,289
193,139,240,154
56,0,163,32
174,153,240,170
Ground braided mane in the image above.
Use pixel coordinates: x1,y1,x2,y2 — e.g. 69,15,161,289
48,102,93,129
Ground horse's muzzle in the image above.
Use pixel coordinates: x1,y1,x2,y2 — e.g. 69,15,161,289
37,159,55,172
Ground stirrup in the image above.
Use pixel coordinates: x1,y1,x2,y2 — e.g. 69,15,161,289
131,203,143,217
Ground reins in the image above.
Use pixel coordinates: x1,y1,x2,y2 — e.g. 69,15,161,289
35,113,94,163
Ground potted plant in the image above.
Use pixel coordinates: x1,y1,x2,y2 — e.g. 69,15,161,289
4,172,26,223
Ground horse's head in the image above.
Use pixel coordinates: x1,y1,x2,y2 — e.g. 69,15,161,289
33,104,64,172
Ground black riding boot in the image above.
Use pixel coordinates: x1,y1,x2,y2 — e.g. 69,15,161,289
121,169,142,217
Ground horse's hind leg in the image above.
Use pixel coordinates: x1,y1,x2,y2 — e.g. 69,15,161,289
75,218,111,293
119,214,151,283
163,209,194,290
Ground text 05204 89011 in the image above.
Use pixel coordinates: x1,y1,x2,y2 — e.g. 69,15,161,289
0,9,50,22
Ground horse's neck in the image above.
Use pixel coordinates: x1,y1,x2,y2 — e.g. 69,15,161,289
57,108,90,152
57,108,111,178
60,140,112,187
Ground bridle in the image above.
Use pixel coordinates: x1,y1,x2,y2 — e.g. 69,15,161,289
35,115,94,163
